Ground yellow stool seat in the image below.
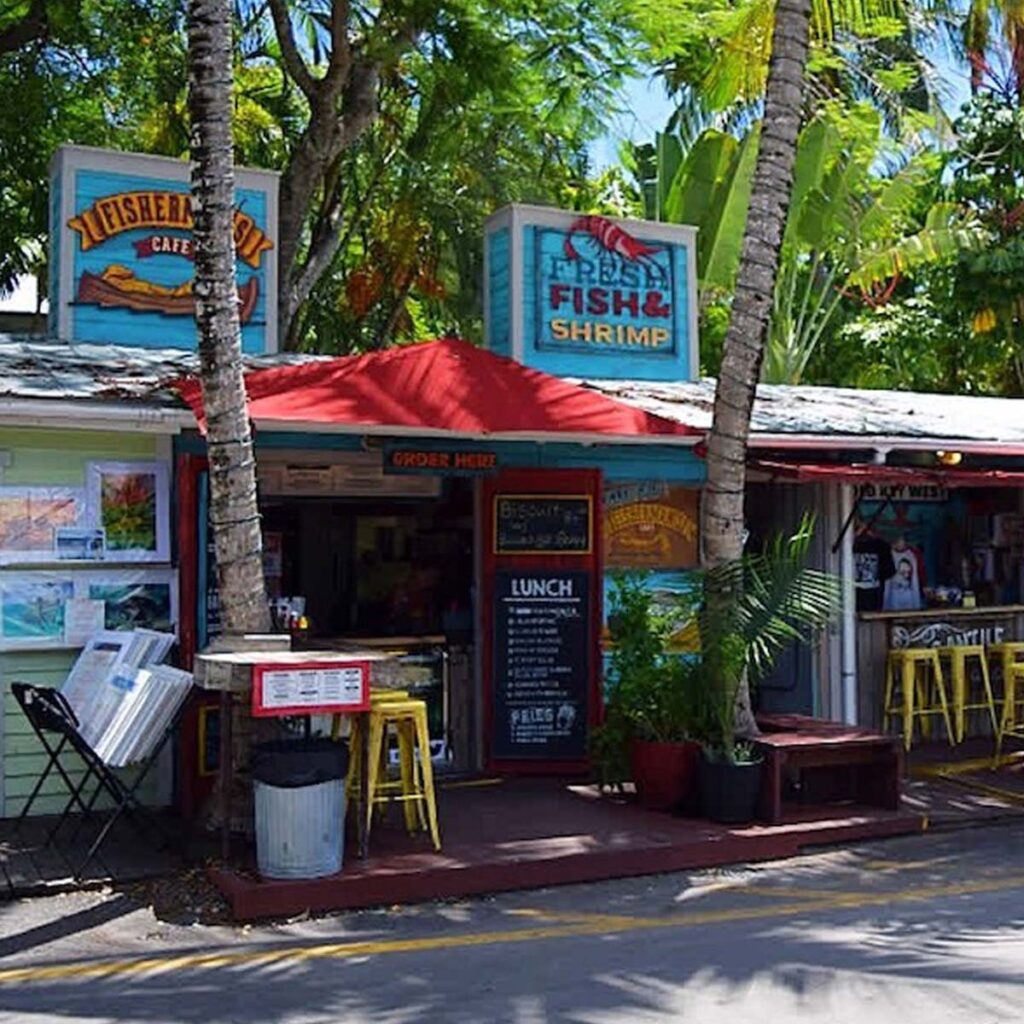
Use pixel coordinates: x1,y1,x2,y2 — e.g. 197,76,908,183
936,644,998,742
347,698,441,852
884,647,954,750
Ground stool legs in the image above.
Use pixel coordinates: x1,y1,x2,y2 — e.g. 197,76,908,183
413,709,441,851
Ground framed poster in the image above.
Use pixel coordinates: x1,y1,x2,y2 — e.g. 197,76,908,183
86,461,170,562
0,486,84,564
0,573,75,649
81,568,178,633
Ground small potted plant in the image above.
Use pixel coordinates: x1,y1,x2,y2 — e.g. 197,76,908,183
593,575,703,813
694,515,840,824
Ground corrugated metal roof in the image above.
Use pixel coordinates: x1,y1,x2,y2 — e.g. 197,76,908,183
0,334,320,405
2,334,1022,446
579,378,1024,445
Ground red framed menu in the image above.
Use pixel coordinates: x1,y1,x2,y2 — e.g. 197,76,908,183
251,660,371,718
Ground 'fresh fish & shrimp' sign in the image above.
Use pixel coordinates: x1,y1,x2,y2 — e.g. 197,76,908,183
484,205,698,382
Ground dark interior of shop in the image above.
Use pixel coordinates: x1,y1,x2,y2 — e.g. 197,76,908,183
259,479,475,641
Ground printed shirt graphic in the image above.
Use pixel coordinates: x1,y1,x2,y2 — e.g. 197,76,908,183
853,534,896,612
884,547,924,612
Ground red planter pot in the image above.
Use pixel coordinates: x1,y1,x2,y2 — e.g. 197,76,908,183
629,739,700,813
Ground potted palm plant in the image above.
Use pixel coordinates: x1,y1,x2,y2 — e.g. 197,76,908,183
694,514,840,823
593,575,704,812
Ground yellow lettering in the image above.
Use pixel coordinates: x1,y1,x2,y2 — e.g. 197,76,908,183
594,323,613,344
569,320,593,343
650,328,669,347
550,318,569,339
626,326,650,346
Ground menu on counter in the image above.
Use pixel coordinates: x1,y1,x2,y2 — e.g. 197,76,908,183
493,495,592,554
492,570,590,760
252,661,370,717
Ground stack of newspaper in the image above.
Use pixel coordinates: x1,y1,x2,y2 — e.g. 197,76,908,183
60,629,193,767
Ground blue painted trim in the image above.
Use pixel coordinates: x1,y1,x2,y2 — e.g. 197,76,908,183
177,431,705,482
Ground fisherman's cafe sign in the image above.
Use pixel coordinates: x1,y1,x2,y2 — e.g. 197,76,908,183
50,146,280,353
484,205,698,382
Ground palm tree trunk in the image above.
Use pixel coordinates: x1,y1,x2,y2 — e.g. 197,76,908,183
188,0,272,838
187,0,270,637
702,0,812,737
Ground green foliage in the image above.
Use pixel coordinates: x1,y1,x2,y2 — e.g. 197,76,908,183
636,0,943,138
591,575,708,786
642,100,980,383
696,514,840,760
2,0,641,350
0,0,184,296
596,517,840,774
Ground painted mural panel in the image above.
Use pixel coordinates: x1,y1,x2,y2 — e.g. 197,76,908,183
603,481,699,570
50,146,279,353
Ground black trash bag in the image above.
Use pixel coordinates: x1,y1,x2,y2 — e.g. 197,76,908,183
251,738,349,788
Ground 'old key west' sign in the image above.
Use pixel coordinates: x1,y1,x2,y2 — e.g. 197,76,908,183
484,205,698,382
50,145,280,353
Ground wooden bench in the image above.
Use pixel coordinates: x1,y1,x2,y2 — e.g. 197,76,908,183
753,713,903,824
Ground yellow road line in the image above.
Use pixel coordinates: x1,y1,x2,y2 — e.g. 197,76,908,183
859,857,946,872
4,872,1024,987
735,886,873,901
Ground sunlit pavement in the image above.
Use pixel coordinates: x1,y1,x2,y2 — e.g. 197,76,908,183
2,822,1024,1022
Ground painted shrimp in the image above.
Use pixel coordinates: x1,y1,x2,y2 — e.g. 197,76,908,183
562,215,661,264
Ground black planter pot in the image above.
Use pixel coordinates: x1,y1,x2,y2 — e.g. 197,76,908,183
698,752,763,824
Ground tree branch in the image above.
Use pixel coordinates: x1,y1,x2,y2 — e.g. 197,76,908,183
268,0,316,100
0,0,52,55
324,0,350,88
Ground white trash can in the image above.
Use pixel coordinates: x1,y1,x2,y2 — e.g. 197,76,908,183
252,739,348,880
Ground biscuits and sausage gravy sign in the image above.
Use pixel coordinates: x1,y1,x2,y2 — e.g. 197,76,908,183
50,145,279,353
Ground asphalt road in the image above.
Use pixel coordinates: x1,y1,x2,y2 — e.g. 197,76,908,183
2,822,1024,1023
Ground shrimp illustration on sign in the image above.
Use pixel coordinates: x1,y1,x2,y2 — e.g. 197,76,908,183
562,216,662,266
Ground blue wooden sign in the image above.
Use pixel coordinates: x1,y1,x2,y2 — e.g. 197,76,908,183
49,146,280,354
484,205,698,382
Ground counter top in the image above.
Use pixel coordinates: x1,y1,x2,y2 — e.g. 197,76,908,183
194,647,397,692
860,604,1024,622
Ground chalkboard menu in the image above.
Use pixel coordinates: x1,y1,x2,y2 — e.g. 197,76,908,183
493,495,592,554
492,570,590,760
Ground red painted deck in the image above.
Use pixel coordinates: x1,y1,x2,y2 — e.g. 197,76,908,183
209,778,924,921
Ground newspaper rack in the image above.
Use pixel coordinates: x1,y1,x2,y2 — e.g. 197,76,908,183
12,630,193,881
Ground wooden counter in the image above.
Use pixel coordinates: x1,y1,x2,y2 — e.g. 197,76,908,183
856,605,1024,729
860,605,1024,622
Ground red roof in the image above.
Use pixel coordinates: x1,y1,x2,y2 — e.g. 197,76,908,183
176,338,699,440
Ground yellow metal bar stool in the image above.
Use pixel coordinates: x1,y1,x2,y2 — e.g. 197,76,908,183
936,644,998,743
342,691,420,831
357,697,441,852
884,647,954,750
990,644,1024,758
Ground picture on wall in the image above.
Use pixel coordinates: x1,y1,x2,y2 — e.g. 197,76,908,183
87,462,170,562
0,487,84,564
89,581,173,632
0,576,74,646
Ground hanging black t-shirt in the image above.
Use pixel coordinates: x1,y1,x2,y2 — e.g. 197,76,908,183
854,534,896,612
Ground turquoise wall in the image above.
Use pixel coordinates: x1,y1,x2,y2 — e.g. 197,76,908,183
487,227,511,357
